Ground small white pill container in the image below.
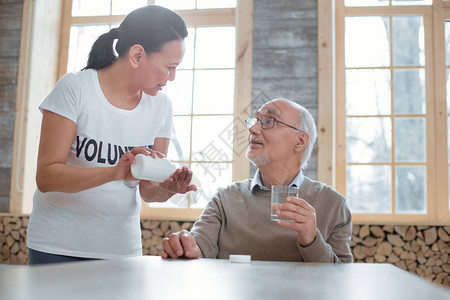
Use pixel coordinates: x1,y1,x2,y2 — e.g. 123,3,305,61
131,154,177,182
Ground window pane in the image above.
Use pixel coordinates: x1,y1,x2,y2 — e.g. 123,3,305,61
178,28,195,70
192,116,234,162
195,27,236,69
197,0,237,9
345,16,390,68
165,70,193,115
446,21,450,66
111,0,148,15
347,165,392,213
72,0,111,16
155,0,195,10
190,162,232,208
395,166,426,213
392,0,432,5
346,69,390,115
68,25,109,73
394,118,426,162
344,0,388,6
193,70,235,114
392,16,424,66
346,117,392,163
167,116,191,161
393,69,426,114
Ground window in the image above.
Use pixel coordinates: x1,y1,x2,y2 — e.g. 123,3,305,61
328,0,450,223
9,0,252,219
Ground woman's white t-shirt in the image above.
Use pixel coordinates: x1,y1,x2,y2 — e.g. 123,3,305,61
27,69,173,259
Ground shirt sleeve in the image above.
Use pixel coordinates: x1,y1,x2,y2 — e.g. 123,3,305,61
39,73,81,124
155,94,173,139
190,193,223,258
296,200,353,263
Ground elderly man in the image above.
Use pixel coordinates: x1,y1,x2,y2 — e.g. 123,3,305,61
161,98,353,263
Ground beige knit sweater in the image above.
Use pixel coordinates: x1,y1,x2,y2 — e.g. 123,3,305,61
191,177,353,263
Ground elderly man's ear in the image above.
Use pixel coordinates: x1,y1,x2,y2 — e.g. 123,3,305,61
295,132,309,152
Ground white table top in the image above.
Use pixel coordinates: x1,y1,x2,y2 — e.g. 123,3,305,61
1,256,449,300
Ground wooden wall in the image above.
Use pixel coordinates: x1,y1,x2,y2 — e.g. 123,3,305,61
0,0,24,212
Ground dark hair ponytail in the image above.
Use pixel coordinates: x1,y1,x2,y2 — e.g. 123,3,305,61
83,5,188,70
83,28,119,70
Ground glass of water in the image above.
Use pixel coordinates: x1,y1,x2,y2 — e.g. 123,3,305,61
271,186,299,221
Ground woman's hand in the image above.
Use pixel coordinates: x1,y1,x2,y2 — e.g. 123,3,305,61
114,147,165,181
158,167,197,195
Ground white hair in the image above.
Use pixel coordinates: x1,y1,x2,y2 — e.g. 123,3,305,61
275,98,317,170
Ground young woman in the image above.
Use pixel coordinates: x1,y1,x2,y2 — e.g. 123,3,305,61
27,5,196,265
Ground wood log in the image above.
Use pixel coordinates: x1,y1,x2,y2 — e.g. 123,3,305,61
423,228,437,245
394,226,408,237
400,251,416,261
395,260,407,270
382,225,394,233
10,243,19,255
410,240,420,252
353,246,365,260
362,236,377,247
10,230,19,241
359,225,370,239
387,234,405,247
169,222,181,232
403,227,416,241
6,236,14,248
10,218,21,230
361,246,376,256
435,272,447,282
377,241,392,256
1,244,10,257
370,226,385,238
417,250,427,264
442,264,450,273
387,253,400,263
21,217,28,228
352,225,360,236
438,228,450,242
374,254,386,263
444,226,450,235
142,230,151,240
424,274,436,281
365,257,374,263
438,240,449,253
152,228,163,237
160,221,169,232
426,256,436,267
181,222,193,231
407,261,417,272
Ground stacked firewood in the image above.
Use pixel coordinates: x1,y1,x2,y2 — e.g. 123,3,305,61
141,220,193,255
352,225,450,287
0,216,28,264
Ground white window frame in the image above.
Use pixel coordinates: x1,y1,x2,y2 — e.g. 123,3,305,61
318,0,450,225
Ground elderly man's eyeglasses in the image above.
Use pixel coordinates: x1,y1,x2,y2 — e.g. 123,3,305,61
245,117,302,131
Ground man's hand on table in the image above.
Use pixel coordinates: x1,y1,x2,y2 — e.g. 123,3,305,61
161,230,202,259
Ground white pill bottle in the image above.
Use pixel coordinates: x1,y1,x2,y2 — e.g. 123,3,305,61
131,154,177,182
